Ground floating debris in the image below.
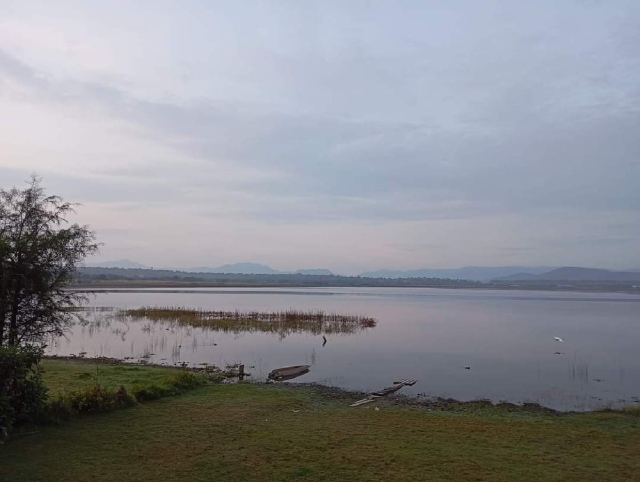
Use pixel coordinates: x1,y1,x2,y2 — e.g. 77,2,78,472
554,337,565,342
464,366,471,370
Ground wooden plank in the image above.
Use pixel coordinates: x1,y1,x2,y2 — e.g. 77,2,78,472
350,397,378,407
351,379,418,406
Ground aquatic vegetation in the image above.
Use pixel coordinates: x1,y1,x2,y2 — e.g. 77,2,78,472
122,306,376,336
569,359,590,384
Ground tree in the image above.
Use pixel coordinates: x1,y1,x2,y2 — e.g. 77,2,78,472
0,176,99,347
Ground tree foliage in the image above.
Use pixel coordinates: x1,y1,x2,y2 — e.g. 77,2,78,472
0,176,99,346
0,345,47,430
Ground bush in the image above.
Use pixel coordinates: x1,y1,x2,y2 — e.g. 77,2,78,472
45,396,73,422
170,371,207,391
133,384,166,402
63,384,135,415
45,372,204,419
133,371,207,402
44,384,135,423
0,345,48,432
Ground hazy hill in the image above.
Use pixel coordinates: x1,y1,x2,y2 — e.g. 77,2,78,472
187,263,334,275
85,261,335,275
188,262,281,275
493,272,541,281
497,267,640,282
295,269,334,276
74,267,480,288
84,259,149,269
360,266,555,281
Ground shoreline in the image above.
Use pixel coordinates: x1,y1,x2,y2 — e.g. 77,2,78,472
68,280,640,295
5,366,640,481
43,356,638,415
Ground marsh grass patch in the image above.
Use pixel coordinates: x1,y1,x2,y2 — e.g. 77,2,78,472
122,306,377,337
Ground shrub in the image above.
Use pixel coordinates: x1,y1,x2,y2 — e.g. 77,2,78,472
65,384,135,414
46,371,205,418
133,371,207,402
43,384,135,423
0,345,48,432
45,397,73,422
171,371,207,391
133,384,166,402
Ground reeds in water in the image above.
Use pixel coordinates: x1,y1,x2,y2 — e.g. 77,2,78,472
123,306,376,336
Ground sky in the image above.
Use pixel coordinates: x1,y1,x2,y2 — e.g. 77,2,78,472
1,0,639,274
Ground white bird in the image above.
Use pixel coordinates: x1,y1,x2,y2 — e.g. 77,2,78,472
554,336,564,342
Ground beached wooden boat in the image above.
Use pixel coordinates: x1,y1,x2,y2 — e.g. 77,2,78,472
268,365,311,381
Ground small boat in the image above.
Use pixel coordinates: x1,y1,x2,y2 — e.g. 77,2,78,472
268,365,311,381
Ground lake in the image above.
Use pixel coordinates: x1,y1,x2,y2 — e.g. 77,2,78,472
48,287,640,411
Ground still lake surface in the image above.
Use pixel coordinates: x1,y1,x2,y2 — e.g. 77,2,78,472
49,287,640,411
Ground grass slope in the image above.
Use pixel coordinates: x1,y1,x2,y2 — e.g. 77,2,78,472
1,361,639,481
40,358,187,395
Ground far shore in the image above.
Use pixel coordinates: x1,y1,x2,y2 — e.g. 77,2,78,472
69,279,640,295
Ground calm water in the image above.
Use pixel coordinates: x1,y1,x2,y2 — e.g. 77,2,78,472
49,287,640,411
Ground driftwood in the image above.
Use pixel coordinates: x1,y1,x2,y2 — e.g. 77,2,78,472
350,379,417,407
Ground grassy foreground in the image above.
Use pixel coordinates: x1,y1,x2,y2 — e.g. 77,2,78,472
40,358,195,395
1,361,640,481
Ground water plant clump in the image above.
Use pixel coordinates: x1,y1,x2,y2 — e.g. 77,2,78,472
122,306,376,336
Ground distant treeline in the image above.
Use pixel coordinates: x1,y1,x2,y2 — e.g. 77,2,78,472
74,267,481,288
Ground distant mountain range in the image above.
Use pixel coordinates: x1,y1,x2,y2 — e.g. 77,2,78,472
189,262,281,275
88,261,335,276
84,259,150,269
496,267,640,282
188,263,335,276
84,260,640,282
360,266,556,281
295,269,334,276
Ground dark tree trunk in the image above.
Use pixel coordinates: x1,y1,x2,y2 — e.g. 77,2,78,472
0,265,7,347
7,268,22,346
8,289,20,346
0,306,5,347
0,310,5,347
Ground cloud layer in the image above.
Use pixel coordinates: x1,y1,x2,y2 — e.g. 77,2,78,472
1,1,639,272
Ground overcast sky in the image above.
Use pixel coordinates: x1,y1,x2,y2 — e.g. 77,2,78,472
1,1,639,273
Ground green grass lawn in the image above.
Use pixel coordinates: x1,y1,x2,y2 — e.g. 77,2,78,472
40,358,189,395
1,360,639,481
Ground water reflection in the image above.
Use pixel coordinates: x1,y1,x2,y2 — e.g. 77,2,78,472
48,287,640,411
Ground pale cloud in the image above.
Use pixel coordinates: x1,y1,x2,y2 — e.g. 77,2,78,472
0,0,639,273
